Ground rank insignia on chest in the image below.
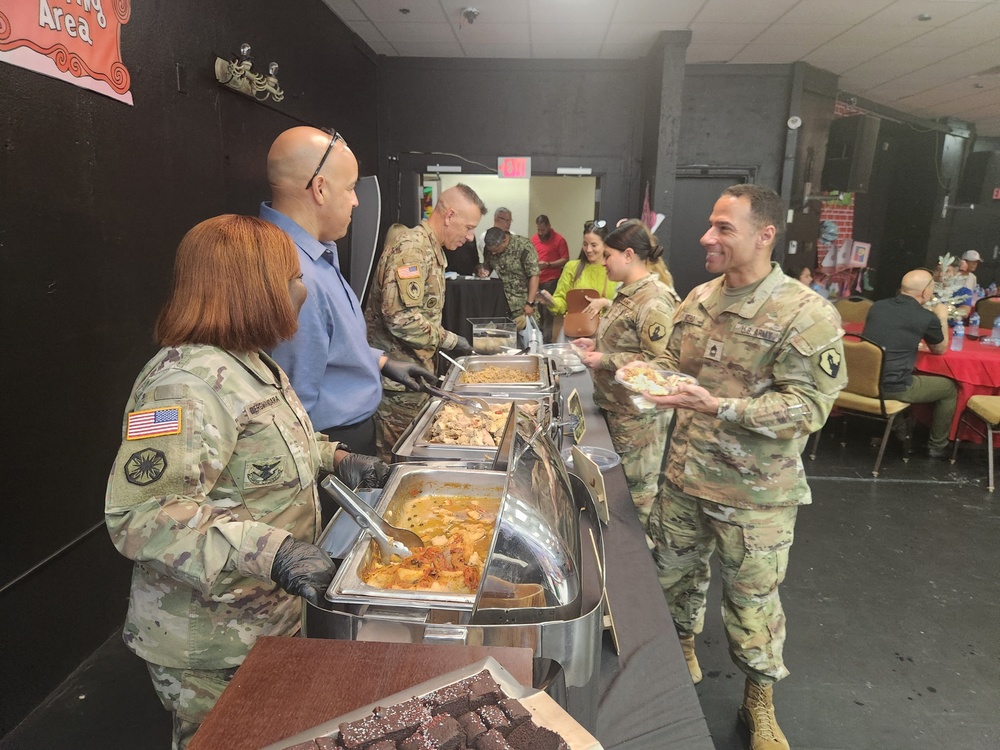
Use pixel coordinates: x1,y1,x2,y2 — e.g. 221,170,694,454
126,407,182,440
818,348,842,378
396,265,420,279
704,339,724,361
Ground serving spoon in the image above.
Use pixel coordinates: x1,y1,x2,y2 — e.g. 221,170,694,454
320,475,423,560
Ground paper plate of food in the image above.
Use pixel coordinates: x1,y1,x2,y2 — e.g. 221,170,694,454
614,363,696,397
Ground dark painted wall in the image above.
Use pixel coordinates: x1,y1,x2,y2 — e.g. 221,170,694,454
678,64,793,190
947,137,1000,288
376,57,647,231
0,0,377,731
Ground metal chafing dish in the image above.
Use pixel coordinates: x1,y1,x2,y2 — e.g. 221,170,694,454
441,353,557,396
305,414,606,730
392,395,554,463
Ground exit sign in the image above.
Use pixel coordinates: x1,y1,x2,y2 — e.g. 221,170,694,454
498,156,531,179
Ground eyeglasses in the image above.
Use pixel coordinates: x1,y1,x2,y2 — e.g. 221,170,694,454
305,128,344,190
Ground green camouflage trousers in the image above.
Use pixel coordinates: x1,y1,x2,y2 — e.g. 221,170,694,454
146,662,239,749
647,484,797,685
604,408,671,527
374,390,429,463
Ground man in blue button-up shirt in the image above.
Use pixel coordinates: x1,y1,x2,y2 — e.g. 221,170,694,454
262,127,433,464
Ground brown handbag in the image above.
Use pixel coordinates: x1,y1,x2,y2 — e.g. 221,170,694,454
562,288,601,337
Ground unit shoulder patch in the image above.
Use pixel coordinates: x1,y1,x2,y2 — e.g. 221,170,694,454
818,347,842,378
124,448,167,486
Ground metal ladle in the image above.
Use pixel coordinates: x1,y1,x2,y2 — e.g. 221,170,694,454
320,475,423,560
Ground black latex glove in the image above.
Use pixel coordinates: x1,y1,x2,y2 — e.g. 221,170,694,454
270,537,336,606
335,452,390,489
448,335,474,357
381,359,437,391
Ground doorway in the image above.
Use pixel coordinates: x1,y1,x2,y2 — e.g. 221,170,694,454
670,169,753,297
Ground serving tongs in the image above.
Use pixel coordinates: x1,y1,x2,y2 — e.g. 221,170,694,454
421,382,490,414
320,475,423,560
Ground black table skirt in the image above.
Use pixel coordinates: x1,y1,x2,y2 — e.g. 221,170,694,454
442,277,510,342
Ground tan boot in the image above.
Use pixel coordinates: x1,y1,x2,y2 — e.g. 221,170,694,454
678,634,702,684
738,679,789,750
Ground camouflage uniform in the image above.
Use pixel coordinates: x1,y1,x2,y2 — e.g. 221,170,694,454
483,233,540,330
591,273,679,524
105,345,340,747
366,221,457,459
648,263,846,684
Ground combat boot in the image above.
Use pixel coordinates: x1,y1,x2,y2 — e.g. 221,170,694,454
738,679,788,750
678,634,702,684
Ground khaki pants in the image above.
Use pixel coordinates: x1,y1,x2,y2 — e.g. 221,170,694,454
885,374,957,451
648,484,798,685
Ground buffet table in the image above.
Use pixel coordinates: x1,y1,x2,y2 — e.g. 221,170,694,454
189,371,713,750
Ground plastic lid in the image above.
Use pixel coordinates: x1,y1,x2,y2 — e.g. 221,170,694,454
560,445,621,471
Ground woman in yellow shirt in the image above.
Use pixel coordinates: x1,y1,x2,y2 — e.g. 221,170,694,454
538,221,618,326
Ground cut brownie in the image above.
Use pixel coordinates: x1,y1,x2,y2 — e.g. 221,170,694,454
476,705,510,736
368,742,399,750
465,672,502,710
339,713,386,750
282,741,319,750
457,711,488,744
505,721,568,750
498,698,531,728
313,738,339,750
425,682,471,717
474,729,514,750
399,714,465,750
378,698,433,743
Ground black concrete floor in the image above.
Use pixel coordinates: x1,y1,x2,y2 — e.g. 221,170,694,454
3,419,998,750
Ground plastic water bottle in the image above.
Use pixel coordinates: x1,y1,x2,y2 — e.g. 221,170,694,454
950,321,964,351
992,318,1000,347
968,311,980,338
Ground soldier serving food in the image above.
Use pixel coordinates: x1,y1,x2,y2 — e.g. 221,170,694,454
104,216,389,749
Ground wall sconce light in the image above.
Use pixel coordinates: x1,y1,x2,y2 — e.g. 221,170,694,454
214,43,284,102
556,167,592,176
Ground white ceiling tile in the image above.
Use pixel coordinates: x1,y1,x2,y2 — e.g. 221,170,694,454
599,43,649,59
941,2,1000,26
376,22,458,43
778,0,895,26
529,0,616,25
906,23,1000,46
693,0,800,24
440,0,532,24
322,0,366,22
349,21,387,43
802,55,867,76
684,44,746,64
365,40,398,56
730,43,823,64
688,23,770,45
611,0,704,24
529,22,609,45
603,23,678,46
869,45,961,66
353,1,447,23
863,0,988,27
535,43,611,58
453,22,535,45
751,23,855,47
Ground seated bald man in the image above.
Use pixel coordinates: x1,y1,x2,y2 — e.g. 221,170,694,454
862,268,958,458
262,127,434,477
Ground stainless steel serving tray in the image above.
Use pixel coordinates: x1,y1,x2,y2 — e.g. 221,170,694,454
326,466,507,610
393,395,552,462
441,354,555,396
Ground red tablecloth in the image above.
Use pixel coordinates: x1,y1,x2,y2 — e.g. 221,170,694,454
843,322,1000,444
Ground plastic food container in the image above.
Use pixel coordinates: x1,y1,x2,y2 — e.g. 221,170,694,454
470,318,517,355
561,445,621,472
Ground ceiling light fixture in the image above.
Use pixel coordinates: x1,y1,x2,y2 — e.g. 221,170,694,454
917,13,932,21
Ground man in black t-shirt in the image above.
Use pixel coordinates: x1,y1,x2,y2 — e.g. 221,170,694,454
863,268,957,458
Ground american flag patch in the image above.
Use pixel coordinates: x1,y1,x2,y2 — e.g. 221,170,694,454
396,264,420,279
126,407,182,440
